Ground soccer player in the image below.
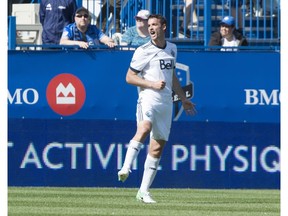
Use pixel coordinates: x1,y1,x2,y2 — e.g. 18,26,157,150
118,14,196,203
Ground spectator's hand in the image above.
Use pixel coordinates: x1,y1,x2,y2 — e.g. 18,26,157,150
105,41,117,48
78,41,89,49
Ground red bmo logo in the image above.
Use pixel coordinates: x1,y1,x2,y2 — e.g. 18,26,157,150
46,73,86,116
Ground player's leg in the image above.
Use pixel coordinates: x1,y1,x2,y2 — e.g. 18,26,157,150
137,102,171,203
136,138,165,203
118,120,151,182
118,97,154,182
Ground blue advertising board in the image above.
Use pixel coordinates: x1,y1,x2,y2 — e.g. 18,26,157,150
8,49,280,188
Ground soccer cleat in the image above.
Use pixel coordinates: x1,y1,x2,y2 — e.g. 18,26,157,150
136,190,156,204
118,168,131,182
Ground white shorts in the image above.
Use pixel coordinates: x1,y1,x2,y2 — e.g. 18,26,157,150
136,96,172,141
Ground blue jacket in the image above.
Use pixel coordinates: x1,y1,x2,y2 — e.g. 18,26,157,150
61,23,105,46
39,0,77,44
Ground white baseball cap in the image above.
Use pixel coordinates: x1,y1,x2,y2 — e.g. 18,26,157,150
135,10,150,20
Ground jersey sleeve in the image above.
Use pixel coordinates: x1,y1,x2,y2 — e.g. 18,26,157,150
130,45,151,73
61,25,73,39
96,28,106,40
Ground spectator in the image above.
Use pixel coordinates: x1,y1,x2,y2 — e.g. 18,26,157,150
208,16,248,51
120,10,150,46
60,7,116,49
39,0,77,45
180,0,198,36
97,0,121,33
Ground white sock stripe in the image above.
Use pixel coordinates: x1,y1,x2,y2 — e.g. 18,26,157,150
122,140,142,170
129,140,143,150
147,154,160,163
144,154,160,169
140,154,160,193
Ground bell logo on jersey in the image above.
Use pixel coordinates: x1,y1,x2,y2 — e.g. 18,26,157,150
46,73,86,116
159,60,174,70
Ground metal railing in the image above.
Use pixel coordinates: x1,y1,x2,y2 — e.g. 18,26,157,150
8,0,280,50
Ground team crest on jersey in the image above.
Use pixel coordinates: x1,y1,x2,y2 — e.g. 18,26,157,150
171,50,176,57
145,110,152,118
172,62,194,121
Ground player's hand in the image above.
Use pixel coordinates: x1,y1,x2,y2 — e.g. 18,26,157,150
152,80,166,90
182,99,197,116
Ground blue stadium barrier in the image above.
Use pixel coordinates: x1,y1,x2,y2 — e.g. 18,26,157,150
8,48,280,188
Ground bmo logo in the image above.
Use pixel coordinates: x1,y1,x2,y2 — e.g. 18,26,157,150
46,73,86,116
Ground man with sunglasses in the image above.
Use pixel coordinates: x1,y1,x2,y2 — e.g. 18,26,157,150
208,16,248,51
60,7,116,49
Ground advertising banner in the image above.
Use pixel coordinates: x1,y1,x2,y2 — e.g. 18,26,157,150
8,50,280,122
8,49,280,188
8,119,279,188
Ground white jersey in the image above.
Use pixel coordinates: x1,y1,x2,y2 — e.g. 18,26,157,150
130,40,177,102
129,40,177,141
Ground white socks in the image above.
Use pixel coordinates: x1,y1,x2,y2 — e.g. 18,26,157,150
122,140,142,170
139,154,160,193
121,140,161,193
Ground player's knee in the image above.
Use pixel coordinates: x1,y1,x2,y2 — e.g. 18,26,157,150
138,121,151,135
139,125,151,136
149,145,164,158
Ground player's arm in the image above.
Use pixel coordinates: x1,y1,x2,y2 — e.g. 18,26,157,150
126,68,166,90
172,71,197,115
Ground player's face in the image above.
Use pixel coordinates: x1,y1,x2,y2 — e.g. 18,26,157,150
148,18,166,40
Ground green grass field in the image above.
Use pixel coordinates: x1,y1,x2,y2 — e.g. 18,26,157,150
8,187,280,216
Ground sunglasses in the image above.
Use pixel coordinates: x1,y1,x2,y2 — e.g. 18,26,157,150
76,14,89,18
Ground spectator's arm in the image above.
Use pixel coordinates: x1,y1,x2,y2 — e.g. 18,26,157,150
60,36,89,49
100,35,117,48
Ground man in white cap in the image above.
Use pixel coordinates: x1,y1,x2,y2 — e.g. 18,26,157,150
120,10,151,46
208,15,248,51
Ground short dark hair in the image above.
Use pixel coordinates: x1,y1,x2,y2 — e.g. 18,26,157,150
148,14,167,26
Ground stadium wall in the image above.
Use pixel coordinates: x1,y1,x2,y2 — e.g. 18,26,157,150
8,49,280,189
